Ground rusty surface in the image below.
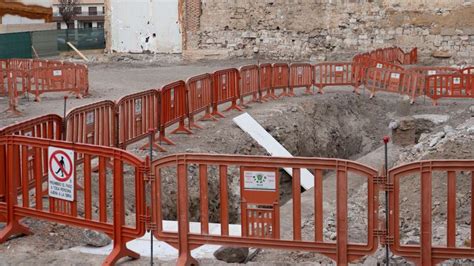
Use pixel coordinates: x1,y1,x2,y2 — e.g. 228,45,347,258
0,1,52,22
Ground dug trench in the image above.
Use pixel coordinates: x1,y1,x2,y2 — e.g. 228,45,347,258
1,89,473,265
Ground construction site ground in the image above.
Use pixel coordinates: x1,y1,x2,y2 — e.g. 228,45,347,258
1,54,474,265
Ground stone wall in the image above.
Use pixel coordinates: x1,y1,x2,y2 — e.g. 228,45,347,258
184,0,474,63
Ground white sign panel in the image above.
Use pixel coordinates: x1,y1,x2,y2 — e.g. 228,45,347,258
244,171,276,190
48,147,75,201
335,66,344,72
376,63,383,69
453,77,461,85
53,70,62,77
427,70,437,76
391,73,401,79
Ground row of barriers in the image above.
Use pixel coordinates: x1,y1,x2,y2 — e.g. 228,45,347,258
1,46,474,265
0,135,473,265
1,59,89,113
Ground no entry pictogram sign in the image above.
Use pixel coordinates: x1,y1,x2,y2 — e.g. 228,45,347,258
48,146,75,201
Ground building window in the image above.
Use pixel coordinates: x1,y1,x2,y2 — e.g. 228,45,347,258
89,6,97,16
57,22,61,29
74,7,82,15
97,22,104,28
84,22,93,28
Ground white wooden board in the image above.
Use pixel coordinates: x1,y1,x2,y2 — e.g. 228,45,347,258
233,113,314,189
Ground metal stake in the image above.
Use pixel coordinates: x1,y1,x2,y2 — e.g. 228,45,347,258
149,129,154,265
63,96,68,140
383,136,390,266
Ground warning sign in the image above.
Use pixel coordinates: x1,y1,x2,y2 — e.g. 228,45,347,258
391,73,401,79
376,63,383,69
335,66,344,72
53,70,62,77
428,70,437,76
48,147,75,201
453,77,461,85
244,171,276,191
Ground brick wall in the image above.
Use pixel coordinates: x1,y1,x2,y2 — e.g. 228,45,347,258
183,0,474,64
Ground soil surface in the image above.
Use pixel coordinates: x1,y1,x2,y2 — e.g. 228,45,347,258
1,54,474,265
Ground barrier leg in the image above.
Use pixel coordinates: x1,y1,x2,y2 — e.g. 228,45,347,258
211,103,225,118
189,115,203,130
224,99,243,113
140,133,167,152
199,108,218,122
278,88,293,98
262,89,278,101
304,86,314,95
0,220,32,243
102,241,140,266
317,85,325,94
159,129,176,146
171,120,193,135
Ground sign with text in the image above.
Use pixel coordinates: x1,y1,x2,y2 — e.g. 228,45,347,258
244,170,276,191
48,147,75,201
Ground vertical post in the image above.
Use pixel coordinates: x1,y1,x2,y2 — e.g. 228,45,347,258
383,136,390,266
63,96,68,141
148,129,154,265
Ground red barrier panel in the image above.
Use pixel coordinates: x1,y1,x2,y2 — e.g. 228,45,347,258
289,63,313,96
0,135,147,265
314,62,356,93
151,154,380,265
186,74,215,129
365,67,404,98
389,160,474,265
116,89,162,151
30,65,86,102
259,63,275,101
0,114,63,204
65,100,116,147
1,69,30,115
399,71,425,104
425,74,472,105
271,63,290,97
159,80,191,145
211,68,242,118
239,65,259,105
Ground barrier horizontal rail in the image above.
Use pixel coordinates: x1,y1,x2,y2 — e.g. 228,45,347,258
151,153,380,265
409,66,460,76
389,160,474,265
0,135,147,265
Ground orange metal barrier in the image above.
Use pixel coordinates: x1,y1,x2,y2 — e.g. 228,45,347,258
388,160,474,265
0,135,147,265
65,100,116,147
365,67,404,98
259,63,275,101
314,62,356,93
0,114,63,204
116,89,161,150
186,74,215,129
239,65,260,105
211,68,242,118
425,74,472,105
159,81,191,145
399,71,425,104
29,64,87,102
271,63,290,97
151,154,380,265
289,63,313,96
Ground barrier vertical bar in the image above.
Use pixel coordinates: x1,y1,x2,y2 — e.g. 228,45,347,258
292,168,301,240
314,169,323,242
384,136,390,266
336,162,348,266
447,171,456,247
220,165,229,236
420,163,433,265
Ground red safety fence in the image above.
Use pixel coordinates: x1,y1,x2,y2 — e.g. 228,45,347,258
289,63,313,96
365,67,405,98
116,89,160,150
462,67,474,75
239,65,259,105
400,71,425,104
151,154,380,265
0,114,63,204
29,65,87,102
259,63,275,101
425,74,472,105
211,68,242,118
159,80,191,146
271,63,290,97
388,160,474,265
314,62,355,93
0,135,147,265
409,66,459,76
186,74,215,129
65,100,116,147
